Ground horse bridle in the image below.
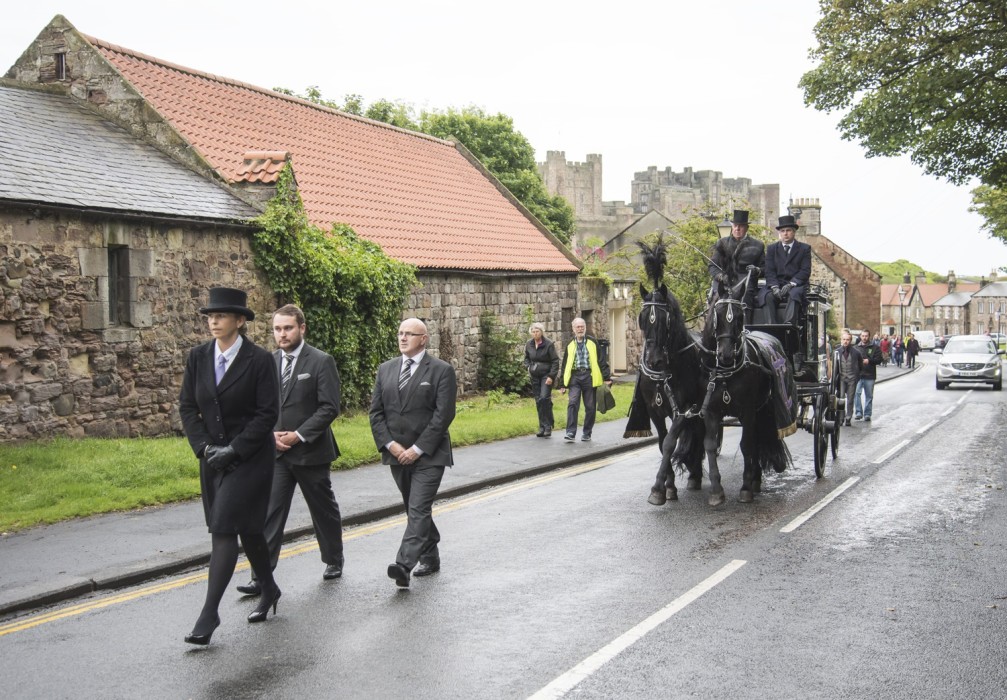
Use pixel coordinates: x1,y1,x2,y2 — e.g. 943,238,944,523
708,297,746,369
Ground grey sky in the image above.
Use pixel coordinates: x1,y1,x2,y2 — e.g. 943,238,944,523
3,0,1003,277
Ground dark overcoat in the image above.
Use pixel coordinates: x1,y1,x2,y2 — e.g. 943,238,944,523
179,337,279,533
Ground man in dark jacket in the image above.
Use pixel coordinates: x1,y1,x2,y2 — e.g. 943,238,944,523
758,215,813,324
854,329,883,422
708,209,765,322
834,330,863,426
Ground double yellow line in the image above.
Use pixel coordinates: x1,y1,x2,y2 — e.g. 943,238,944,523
0,451,640,637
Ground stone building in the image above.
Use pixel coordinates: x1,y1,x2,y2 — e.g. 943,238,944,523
887,272,980,338
3,15,583,440
0,84,264,440
538,151,779,249
787,198,881,334
970,279,1007,336
8,16,581,386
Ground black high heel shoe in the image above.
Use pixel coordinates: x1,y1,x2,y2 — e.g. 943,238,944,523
247,586,281,623
184,615,220,646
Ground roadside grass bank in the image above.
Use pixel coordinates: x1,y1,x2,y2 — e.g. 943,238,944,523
0,383,635,532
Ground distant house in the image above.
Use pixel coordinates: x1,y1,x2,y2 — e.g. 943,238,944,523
883,272,980,337
0,83,263,440
971,280,1007,336
6,14,580,400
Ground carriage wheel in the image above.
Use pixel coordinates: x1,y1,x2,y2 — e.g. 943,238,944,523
829,401,841,459
813,394,828,478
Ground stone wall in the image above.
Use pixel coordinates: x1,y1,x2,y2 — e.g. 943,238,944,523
0,206,272,441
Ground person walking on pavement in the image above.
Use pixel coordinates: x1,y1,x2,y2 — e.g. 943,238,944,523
524,322,560,437
236,305,344,597
558,317,612,442
854,329,883,422
906,333,921,369
834,330,863,426
178,287,281,646
893,334,904,368
370,318,457,589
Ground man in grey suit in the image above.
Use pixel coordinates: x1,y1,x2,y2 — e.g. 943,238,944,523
370,318,457,589
236,304,344,596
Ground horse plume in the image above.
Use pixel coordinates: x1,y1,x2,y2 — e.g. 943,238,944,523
637,235,667,289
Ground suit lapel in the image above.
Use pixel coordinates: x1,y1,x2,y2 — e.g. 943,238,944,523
402,355,430,406
278,347,302,406
200,342,218,394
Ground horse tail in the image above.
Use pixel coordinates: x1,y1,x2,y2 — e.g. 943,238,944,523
670,416,706,476
755,408,792,473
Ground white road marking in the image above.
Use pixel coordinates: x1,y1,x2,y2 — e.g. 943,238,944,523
957,391,972,405
916,420,938,434
527,560,747,700
779,477,860,533
872,439,911,464
941,406,955,417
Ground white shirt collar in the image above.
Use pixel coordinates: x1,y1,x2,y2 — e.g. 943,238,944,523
214,334,244,365
402,350,425,370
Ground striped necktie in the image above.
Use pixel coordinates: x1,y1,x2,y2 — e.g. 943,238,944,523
281,354,295,388
399,358,413,392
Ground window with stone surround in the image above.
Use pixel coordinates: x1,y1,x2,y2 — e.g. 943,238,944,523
108,245,130,325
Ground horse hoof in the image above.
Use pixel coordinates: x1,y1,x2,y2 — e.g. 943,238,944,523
648,490,667,506
666,488,678,501
739,490,754,503
687,478,702,491
708,492,725,507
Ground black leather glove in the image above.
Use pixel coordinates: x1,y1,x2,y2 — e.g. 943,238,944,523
781,283,794,296
715,272,728,283
205,445,237,471
771,286,782,301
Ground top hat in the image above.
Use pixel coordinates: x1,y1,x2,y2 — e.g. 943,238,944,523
199,287,255,320
776,215,799,230
731,210,749,226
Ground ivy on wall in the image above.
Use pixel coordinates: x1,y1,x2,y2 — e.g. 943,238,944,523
251,165,417,408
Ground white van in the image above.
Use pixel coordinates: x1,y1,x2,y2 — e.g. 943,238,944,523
913,330,936,350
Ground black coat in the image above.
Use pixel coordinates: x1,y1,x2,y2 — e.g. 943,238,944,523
524,337,560,379
179,337,279,533
856,341,883,380
708,235,765,282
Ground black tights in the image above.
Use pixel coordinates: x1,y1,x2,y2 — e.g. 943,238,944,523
191,532,277,635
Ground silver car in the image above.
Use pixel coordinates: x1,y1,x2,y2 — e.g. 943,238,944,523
934,335,1004,390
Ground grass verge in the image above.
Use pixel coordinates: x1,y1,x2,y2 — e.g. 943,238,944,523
0,383,635,532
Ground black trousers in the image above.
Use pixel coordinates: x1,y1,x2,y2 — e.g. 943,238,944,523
256,460,344,578
391,463,445,570
530,374,554,431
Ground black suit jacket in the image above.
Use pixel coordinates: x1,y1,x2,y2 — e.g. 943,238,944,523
369,353,457,467
275,343,341,466
179,337,278,533
764,240,812,289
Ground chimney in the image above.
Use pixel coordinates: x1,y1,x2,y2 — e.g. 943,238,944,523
914,272,926,287
902,271,911,285
947,270,956,293
788,197,822,237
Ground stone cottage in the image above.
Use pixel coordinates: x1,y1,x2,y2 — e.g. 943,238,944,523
0,83,265,440
5,16,582,440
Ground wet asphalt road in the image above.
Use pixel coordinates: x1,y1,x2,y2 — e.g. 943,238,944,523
3,357,1006,699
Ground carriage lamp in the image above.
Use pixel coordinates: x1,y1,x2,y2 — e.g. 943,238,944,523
897,284,906,337
717,218,732,239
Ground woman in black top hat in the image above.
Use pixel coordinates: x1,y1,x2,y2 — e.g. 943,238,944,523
178,287,281,645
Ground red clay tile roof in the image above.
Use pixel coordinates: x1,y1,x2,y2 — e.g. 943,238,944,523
87,37,577,273
234,151,289,184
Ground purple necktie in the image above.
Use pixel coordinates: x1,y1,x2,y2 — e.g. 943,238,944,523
215,355,227,385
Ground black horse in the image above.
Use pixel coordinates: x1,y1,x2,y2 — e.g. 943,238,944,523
625,238,706,505
697,274,796,504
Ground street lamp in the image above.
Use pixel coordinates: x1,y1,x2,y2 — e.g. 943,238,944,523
717,218,732,239
897,284,906,337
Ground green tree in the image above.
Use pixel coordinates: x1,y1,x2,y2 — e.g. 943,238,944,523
418,107,575,245
801,0,1007,187
969,185,1007,247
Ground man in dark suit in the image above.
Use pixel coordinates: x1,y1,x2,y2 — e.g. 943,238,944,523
709,209,765,322
370,318,457,589
758,214,812,324
236,304,344,596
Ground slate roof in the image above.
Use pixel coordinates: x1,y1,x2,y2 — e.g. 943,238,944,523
933,292,976,307
87,37,578,273
972,281,1007,297
0,85,257,222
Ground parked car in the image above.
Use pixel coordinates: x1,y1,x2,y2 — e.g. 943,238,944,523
934,334,1004,390
913,330,936,350
935,334,952,350
988,332,1007,345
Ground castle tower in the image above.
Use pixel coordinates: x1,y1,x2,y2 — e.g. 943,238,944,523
788,197,822,236
538,151,603,218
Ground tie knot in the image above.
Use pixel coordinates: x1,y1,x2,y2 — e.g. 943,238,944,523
404,358,413,368
285,354,294,363
218,355,226,365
